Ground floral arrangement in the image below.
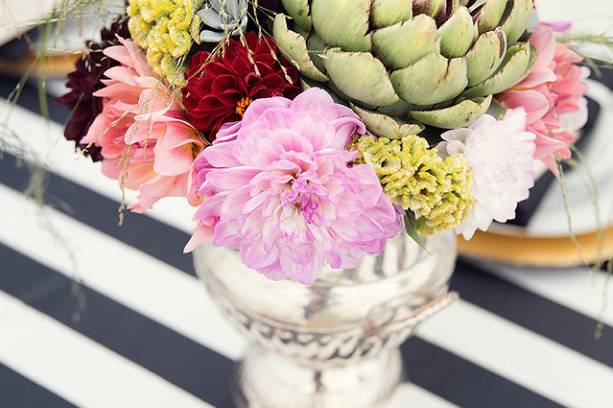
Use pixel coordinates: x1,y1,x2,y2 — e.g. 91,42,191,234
60,0,593,284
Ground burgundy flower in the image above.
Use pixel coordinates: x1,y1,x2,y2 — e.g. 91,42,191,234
183,32,302,141
57,15,130,161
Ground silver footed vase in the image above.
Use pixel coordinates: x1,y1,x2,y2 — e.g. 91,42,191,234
194,231,458,408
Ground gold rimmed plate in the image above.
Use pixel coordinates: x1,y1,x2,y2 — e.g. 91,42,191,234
459,80,613,268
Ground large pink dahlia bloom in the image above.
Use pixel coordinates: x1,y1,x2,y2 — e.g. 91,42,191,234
499,24,589,174
186,88,403,284
82,37,204,212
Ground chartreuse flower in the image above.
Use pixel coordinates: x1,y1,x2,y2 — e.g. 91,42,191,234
127,0,203,86
357,134,472,236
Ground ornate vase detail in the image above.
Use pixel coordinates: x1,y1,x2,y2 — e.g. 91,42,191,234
194,231,458,408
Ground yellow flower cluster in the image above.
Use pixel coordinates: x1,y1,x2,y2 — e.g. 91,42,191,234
357,135,473,236
127,0,203,86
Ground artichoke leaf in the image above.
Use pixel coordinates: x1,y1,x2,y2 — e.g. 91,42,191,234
322,50,400,107
273,14,329,82
306,31,328,74
409,95,493,129
311,0,372,52
501,0,533,45
413,0,446,21
465,28,507,86
371,0,413,27
352,104,424,139
439,6,475,58
463,42,533,98
372,14,441,70
376,100,413,117
280,0,312,32
477,0,508,33
390,53,468,106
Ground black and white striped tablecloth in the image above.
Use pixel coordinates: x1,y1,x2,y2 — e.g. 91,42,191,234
1,73,613,408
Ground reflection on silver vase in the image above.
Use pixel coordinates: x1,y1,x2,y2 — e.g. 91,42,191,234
194,231,458,408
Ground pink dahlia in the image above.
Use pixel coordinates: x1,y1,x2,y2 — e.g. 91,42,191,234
499,24,589,174
82,37,204,212
185,88,403,284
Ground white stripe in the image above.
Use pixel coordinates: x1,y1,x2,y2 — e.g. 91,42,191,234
0,290,211,408
418,300,613,407
0,98,195,233
388,384,459,408
0,183,246,360
488,263,613,327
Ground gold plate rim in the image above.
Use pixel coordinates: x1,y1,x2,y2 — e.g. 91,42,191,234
0,52,81,78
458,227,613,268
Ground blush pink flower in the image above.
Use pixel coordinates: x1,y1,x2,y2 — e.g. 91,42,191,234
82,37,204,212
185,88,403,284
499,24,589,174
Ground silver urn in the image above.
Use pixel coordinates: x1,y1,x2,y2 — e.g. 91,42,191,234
194,231,457,408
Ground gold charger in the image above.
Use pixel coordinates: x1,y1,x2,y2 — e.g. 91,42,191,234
458,227,613,267
0,53,81,78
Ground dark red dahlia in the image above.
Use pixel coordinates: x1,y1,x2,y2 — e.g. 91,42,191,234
183,32,302,141
57,15,130,161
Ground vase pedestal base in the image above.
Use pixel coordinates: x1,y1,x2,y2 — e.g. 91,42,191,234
232,347,403,408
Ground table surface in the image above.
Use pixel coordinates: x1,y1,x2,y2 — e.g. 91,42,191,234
2,2,613,407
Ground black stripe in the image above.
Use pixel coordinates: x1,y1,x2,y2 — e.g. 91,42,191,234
452,259,613,368
0,75,68,125
0,363,75,408
0,243,235,408
0,153,197,277
402,338,561,408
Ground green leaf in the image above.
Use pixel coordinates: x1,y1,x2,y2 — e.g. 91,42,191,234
409,95,492,129
273,14,329,82
390,53,468,106
322,50,400,106
351,104,424,139
311,0,372,52
486,98,507,119
280,0,312,32
404,212,429,251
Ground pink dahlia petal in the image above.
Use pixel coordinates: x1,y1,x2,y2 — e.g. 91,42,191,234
498,23,589,172
89,38,204,210
530,25,557,72
187,88,402,284
541,21,573,33
241,97,292,125
500,89,550,124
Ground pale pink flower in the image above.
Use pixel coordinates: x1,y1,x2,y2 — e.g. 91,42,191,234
185,88,402,284
499,24,589,174
83,37,204,212
541,21,572,33
441,109,536,239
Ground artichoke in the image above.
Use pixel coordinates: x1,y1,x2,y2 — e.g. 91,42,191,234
273,0,536,133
